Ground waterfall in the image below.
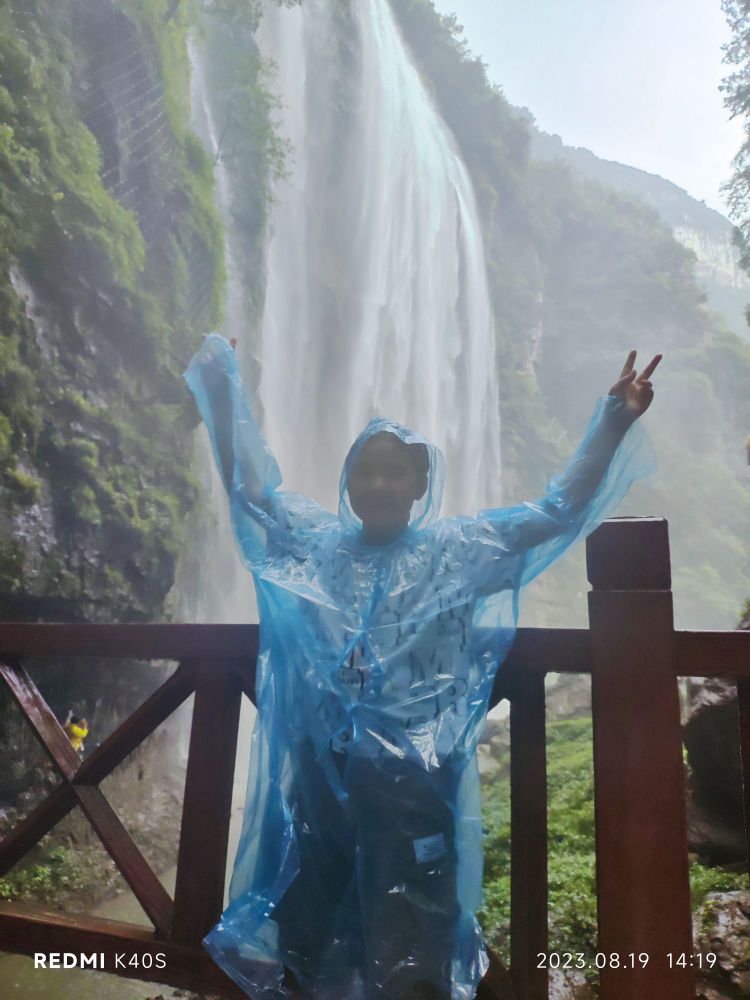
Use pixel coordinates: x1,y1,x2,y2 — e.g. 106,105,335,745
256,0,502,517
163,0,506,790
169,39,257,630
164,38,257,786
176,0,502,606
169,0,504,782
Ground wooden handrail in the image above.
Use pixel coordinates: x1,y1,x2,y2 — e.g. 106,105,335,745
0,651,249,996
673,630,750,677
0,621,259,660
3,623,747,686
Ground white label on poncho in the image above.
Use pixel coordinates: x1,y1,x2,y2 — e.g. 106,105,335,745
413,833,447,863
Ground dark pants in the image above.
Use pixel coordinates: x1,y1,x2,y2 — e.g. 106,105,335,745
273,741,460,1000
272,739,362,990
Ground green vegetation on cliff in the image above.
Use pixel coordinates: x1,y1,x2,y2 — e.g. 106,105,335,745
0,14,301,875
195,0,298,325
0,0,222,620
0,845,85,903
0,5,298,839
391,0,750,629
0,0,289,623
480,717,747,977
721,0,750,273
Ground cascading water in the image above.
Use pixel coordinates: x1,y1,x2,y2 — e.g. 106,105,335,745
160,39,260,791
170,39,257,631
0,5,505,996
176,9,504,989
173,0,506,807
172,0,505,908
256,0,502,517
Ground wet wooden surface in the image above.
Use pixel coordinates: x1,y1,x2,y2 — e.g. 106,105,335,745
510,670,548,1000
172,659,243,943
588,519,695,1000
0,902,251,998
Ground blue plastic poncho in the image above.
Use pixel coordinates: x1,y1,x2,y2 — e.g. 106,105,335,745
183,333,654,1000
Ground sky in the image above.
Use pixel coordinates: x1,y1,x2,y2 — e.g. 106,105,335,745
431,0,745,216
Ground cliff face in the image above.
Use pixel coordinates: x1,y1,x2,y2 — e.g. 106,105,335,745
391,0,750,631
530,128,750,339
0,0,225,628
0,2,290,877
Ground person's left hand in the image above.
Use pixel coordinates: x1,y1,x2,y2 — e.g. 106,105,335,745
608,350,662,421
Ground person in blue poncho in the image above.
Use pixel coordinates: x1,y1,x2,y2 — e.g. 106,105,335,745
183,336,660,1000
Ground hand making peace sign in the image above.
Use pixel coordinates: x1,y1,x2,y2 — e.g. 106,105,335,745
608,350,662,422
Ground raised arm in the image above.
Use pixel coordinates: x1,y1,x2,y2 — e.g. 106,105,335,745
200,336,241,491
185,333,280,493
183,333,284,568
471,352,660,592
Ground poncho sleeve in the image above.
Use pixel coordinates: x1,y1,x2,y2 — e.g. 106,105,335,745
468,395,656,595
183,332,331,569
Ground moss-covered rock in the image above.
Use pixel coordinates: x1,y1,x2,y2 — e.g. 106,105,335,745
0,0,227,623
0,3,286,886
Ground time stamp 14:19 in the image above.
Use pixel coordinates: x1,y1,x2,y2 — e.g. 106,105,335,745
536,953,718,970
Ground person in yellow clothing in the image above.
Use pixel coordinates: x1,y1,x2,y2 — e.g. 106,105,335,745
63,714,89,754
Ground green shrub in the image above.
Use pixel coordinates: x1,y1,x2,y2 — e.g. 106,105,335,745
0,846,85,901
481,715,749,973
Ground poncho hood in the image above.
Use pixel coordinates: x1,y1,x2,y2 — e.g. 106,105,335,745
337,417,446,534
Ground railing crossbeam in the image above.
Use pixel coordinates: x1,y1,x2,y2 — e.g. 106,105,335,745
74,784,174,936
0,901,248,998
76,660,197,785
0,660,81,780
0,783,77,875
674,630,750,678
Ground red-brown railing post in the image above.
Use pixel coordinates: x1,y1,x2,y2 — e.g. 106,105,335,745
172,658,243,943
737,676,750,876
587,518,695,1000
510,669,548,1000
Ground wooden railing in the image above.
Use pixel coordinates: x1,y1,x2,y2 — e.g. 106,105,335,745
0,517,748,1000
0,625,258,998
496,517,750,1000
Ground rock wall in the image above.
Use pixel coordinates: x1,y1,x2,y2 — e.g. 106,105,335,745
0,0,222,895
